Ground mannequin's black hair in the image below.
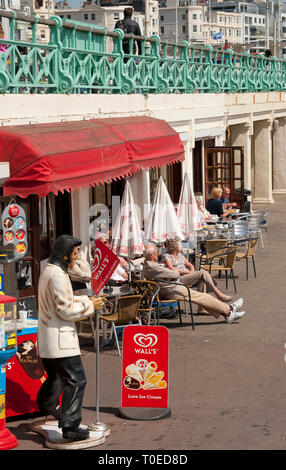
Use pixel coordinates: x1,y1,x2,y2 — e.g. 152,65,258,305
49,234,82,271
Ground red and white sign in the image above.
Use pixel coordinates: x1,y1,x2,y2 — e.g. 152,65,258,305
91,239,120,295
121,325,169,409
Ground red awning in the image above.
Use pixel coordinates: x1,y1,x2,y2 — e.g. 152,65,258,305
0,116,184,198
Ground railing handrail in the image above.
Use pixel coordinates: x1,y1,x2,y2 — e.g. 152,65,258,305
1,8,274,55
0,8,285,95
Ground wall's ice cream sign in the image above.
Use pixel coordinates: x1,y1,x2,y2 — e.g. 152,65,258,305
121,326,169,409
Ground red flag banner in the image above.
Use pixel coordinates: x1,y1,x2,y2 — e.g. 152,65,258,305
91,239,120,295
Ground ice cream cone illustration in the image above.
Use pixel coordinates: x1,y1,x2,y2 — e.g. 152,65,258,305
144,361,157,382
136,359,148,380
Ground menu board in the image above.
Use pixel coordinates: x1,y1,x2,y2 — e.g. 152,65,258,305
1,203,27,258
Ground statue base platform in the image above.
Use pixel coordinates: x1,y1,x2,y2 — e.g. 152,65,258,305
31,419,107,450
118,407,171,421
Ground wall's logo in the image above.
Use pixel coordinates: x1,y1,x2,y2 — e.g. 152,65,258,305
133,333,158,348
92,247,102,273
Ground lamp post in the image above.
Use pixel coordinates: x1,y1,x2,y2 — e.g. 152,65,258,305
175,0,178,43
145,0,150,37
265,0,269,50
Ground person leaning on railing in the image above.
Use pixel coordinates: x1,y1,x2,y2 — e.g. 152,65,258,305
206,187,233,219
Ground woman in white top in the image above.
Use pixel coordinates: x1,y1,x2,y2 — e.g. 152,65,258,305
163,238,232,302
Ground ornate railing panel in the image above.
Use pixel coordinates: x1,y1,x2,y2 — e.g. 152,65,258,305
0,9,286,94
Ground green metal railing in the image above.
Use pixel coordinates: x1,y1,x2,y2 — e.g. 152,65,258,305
0,9,286,94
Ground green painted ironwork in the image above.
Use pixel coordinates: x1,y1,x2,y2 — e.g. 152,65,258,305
0,10,286,94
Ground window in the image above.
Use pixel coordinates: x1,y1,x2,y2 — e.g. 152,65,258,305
160,15,164,21
114,13,119,20
193,14,197,20
91,14,95,20
193,25,197,32
182,14,185,20
84,14,88,20
40,29,45,38
182,25,186,33
160,26,164,34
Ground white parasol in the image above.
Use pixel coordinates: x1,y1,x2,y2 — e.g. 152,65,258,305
111,181,144,260
144,176,183,243
177,172,202,243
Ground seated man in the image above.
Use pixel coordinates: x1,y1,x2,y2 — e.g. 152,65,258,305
143,244,245,324
221,185,238,211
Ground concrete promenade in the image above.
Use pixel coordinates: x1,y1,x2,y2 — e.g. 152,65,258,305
7,195,286,451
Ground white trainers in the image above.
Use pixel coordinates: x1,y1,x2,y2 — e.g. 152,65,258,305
225,310,246,323
230,298,243,312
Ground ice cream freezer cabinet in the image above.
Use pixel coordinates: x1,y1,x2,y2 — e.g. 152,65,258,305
6,323,46,418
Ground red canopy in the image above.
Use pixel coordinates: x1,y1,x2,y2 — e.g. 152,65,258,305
0,116,184,198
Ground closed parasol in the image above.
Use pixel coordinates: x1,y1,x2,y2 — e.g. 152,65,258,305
177,172,202,245
144,176,183,244
111,181,144,265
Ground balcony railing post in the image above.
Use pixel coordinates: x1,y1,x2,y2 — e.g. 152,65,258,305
150,34,168,93
49,15,74,93
180,41,196,93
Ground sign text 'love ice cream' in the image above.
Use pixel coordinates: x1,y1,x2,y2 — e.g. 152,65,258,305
121,326,169,409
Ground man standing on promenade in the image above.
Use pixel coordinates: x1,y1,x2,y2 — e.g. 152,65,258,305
115,7,142,56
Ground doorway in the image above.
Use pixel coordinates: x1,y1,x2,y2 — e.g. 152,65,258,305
204,146,245,209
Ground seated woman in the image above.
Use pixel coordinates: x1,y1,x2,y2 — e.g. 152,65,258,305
206,187,233,219
195,193,211,224
163,238,232,302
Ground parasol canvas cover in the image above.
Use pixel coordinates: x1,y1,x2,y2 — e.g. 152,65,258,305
177,172,202,241
111,181,144,258
144,176,183,243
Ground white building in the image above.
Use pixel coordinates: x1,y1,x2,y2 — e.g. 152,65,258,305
55,1,159,38
20,0,55,43
206,10,242,46
159,3,205,44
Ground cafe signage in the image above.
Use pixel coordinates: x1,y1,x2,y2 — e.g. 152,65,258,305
1,202,27,258
121,325,169,410
91,238,120,295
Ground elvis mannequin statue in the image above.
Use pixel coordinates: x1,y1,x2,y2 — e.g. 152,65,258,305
36,234,103,442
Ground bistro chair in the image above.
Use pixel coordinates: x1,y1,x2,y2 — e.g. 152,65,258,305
131,280,160,325
236,237,258,280
201,246,239,293
76,315,97,351
152,279,195,330
247,215,264,248
196,239,228,270
100,295,142,356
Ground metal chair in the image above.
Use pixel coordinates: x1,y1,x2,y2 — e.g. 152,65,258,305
132,280,160,325
252,209,271,244
76,315,97,351
196,239,228,270
100,295,142,356
152,279,195,330
236,237,258,280
200,246,239,293
247,215,264,248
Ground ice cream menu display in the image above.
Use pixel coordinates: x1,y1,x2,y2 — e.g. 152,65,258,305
121,326,169,409
1,203,27,258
